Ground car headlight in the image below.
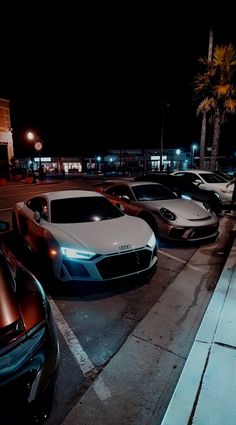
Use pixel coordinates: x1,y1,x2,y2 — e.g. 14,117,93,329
61,247,96,260
159,208,176,221
147,232,156,248
181,194,192,200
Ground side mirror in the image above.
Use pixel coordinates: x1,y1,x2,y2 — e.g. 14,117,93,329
34,211,41,223
0,220,10,232
194,179,202,186
116,203,125,212
122,195,131,203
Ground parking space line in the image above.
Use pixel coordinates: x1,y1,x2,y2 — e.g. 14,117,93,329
93,375,112,402
48,297,95,375
159,250,187,264
159,250,200,271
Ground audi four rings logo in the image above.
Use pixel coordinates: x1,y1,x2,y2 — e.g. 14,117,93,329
119,244,132,250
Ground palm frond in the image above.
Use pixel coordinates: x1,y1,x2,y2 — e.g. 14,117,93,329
225,98,236,113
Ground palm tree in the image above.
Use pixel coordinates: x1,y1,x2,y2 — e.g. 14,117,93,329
194,43,236,171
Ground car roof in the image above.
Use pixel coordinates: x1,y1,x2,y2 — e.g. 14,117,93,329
173,170,215,174
38,190,104,201
105,180,163,188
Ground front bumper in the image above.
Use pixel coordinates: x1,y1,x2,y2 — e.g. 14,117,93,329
54,244,158,282
167,224,219,241
0,316,59,424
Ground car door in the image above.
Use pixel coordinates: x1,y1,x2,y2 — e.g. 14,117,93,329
105,185,140,216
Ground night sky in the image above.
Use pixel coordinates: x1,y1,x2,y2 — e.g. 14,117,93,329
1,6,236,158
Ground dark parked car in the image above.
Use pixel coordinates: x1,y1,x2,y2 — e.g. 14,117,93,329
134,174,223,215
0,220,60,425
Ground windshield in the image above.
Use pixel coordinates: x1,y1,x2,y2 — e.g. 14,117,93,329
199,173,227,183
50,196,123,223
132,184,176,201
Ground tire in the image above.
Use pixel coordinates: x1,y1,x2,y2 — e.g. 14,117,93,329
38,239,54,274
12,212,19,233
38,239,58,293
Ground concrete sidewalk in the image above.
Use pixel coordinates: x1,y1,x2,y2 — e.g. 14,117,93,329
160,228,236,425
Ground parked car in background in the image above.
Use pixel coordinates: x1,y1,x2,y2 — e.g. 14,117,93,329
0,220,59,425
94,181,219,243
172,170,233,206
12,190,158,285
134,174,223,215
214,170,231,181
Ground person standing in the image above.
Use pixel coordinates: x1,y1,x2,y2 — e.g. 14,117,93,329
42,165,46,181
226,172,236,212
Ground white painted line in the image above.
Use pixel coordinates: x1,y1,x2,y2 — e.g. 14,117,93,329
159,249,200,271
48,297,95,375
93,375,112,402
159,250,187,264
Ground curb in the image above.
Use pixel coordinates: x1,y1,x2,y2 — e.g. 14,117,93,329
160,234,236,425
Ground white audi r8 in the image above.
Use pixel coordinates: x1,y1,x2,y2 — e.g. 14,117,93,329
12,190,158,284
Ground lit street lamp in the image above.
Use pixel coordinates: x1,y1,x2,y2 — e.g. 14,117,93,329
192,144,197,169
26,131,43,169
96,156,101,171
176,149,181,171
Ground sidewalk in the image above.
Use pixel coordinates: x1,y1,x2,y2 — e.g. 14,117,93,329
161,223,236,425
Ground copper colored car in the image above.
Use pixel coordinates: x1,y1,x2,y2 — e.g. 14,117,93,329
0,220,60,424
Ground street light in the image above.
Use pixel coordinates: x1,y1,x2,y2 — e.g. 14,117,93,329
176,149,181,171
191,144,197,169
26,131,43,169
96,156,101,171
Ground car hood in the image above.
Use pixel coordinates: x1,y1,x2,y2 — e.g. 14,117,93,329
47,215,154,253
140,198,213,219
205,182,231,190
0,267,22,329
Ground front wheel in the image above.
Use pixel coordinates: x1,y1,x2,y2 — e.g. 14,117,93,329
12,212,19,233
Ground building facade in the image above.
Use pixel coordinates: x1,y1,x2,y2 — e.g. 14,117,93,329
0,98,14,177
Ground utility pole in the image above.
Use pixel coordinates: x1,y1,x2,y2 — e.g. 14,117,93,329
199,27,214,169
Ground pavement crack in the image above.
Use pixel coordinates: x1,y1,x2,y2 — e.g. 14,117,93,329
175,278,203,326
133,334,186,360
187,347,211,425
214,341,236,350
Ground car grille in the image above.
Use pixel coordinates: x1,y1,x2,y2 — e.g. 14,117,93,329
188,226,218,240
169,225,218,240
96,249,152,279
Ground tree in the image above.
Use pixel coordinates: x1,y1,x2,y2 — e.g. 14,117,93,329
194,43,236,171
